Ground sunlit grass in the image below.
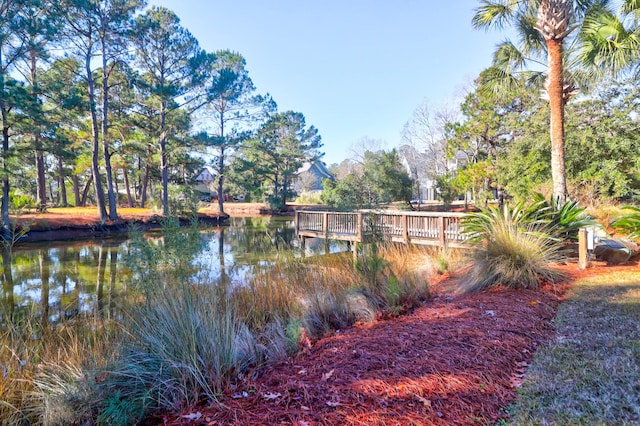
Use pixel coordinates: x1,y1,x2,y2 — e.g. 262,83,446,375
509,271,640,425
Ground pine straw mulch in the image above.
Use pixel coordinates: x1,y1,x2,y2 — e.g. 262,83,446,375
158,260,639,426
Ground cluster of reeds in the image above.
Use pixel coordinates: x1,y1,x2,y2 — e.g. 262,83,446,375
5,221,439,425
0,315,121,425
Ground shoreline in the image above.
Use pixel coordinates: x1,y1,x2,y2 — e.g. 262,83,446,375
5,202,398,245
11,209,230,245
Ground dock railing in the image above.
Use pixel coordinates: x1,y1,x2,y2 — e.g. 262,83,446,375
295,210,468,248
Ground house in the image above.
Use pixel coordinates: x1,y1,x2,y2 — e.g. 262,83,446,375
194,166,216,198
399,150,438,202
399,147,471,202
293,161,334,193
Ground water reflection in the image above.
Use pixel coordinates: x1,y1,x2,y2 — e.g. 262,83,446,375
0,217,344,328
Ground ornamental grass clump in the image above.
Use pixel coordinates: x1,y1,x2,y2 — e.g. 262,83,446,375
460,203,564,292
117,282,257,412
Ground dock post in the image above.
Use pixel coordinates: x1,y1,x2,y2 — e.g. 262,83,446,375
578,228,590,269
403,213,409,244
438,216,446,247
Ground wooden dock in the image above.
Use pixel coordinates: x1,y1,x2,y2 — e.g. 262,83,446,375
295,210,468,249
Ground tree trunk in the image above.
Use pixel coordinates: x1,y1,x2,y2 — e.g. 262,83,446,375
140,155,150,208
217,145,225,213
113,168,120,206
35,147,47,206
81,174,94,207
123,168,134,207
546,38,567,203
31,53,47,208
101,53,117,221
160,136,169,216
85,51,108,222
160,102,169,216
1,120,10,233
217,116,225,214
72,172,81,207
57,155,68,206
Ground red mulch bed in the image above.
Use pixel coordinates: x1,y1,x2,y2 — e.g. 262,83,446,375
151,260,638,425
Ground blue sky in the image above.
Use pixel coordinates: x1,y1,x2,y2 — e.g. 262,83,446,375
148,1,504,165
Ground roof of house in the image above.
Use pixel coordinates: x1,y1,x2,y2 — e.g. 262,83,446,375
297,161,333,180
196,166,216,182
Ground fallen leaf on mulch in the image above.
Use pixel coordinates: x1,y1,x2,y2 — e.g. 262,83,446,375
262,392,281,401
321,369,334,381
180,412,202,421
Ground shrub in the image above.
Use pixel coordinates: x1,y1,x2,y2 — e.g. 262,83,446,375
295,191,323,204
460,204,564,292
611,206,640,241
9,191,34,212
524,193,597,240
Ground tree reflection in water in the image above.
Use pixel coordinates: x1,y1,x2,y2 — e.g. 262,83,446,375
0,217,341,329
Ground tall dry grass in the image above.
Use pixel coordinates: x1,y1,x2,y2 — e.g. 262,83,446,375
3,224,443,425
0,317,121,426
460,204,565,292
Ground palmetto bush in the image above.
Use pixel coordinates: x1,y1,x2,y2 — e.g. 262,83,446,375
612,206,640,241
460,203,564,292
523,193,597,240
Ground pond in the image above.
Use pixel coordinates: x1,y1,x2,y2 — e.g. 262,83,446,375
0,216,345,328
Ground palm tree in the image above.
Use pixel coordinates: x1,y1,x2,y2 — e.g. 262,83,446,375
473,0,613,203
580,0,640,77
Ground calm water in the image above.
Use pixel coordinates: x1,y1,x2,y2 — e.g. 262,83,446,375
0,217,344,327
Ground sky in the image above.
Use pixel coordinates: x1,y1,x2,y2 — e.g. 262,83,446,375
147,0,505,165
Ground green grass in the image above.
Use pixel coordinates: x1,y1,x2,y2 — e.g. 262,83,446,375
509,271,640,425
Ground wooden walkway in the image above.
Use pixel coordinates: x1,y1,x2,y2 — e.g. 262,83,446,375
295,210,468,249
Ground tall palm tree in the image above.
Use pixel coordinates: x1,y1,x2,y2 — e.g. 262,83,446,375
473,0,613,202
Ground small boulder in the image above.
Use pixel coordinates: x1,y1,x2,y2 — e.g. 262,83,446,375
593,238,634,264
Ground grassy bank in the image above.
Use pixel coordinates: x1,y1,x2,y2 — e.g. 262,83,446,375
509,270,640,425
0,217,453,424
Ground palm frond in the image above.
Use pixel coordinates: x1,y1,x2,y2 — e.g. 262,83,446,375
478,64,524,98
580,5,640,75
622,0,640,16
525,70,547,91
516,10,547,55
575,0,615,20
612,206,640,240
472,0,516,29
494,40,528,70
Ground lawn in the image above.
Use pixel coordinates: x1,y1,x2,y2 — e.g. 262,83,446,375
509,270,640,425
